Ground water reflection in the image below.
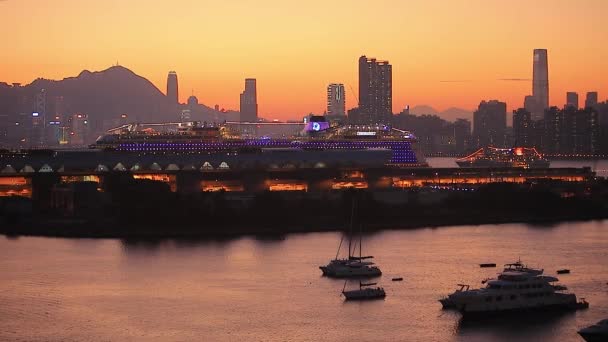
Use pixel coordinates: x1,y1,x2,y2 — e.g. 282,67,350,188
456,310,575,340
252,233,287,243
120,236,241,254
1,222,607,341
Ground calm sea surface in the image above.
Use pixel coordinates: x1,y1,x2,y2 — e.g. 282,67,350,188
1,221,608,342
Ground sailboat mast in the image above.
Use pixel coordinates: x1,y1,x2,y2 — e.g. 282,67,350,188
348,196,355,258
335,235,345,260
359,223,362,260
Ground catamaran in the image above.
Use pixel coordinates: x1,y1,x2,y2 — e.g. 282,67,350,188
319,198,381,278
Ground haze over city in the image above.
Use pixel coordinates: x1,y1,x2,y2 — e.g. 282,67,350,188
3,1,608,341
2,0,608,119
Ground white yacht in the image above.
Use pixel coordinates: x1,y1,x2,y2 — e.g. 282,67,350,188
503,259,543,275
440,284,470,309
342,281,386,300
440,259,543,309
442,270,587,316
578,319,608,342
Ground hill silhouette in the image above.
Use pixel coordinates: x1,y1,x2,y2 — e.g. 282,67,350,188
0,66,237,138
409,105,472,122
24,65,173,125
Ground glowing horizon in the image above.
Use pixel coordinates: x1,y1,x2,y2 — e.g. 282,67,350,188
1,0,607,120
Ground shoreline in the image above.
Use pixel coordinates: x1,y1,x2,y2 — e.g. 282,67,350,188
2,213,606,240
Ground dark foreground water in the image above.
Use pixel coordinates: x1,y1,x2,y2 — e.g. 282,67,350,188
1,222,608,341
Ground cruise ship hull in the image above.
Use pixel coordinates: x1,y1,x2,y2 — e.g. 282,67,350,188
456,147,550,169
456,159,550,168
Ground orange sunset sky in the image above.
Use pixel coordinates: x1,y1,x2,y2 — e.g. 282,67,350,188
1,0,607,120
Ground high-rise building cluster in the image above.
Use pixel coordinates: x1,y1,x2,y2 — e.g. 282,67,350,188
348,56,392,124
393,109,471,155
510,49,607,155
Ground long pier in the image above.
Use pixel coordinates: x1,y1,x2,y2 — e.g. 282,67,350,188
0,166,594,198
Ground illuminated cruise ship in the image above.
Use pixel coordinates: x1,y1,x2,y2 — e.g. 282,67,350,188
456,147,550,169
92,120,427,167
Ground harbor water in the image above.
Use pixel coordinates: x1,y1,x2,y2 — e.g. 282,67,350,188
1,221,608,341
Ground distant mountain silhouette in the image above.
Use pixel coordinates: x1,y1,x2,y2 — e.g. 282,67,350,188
26,66,173,125
440,107,473,122
409,105,472,122
409,105,439,115
0,65,236,132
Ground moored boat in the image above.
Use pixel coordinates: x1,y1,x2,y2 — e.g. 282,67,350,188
443,270,587,317
578,319,608,342
342,281,386,300
456,146,550,169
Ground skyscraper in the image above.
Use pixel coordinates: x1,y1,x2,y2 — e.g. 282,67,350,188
524,95,537,114
585,92,598,108
513,108,532,146
327,83,345,116
566,92,579,109
30,89,46,147
166,71,179,104
473,100,507,148
357,55,392,124
532,49,549,120
239,78,258,122
454,118,472,153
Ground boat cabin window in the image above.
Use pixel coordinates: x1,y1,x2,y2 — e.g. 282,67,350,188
485,297,492,302
510,295,517,300
496,296,503,301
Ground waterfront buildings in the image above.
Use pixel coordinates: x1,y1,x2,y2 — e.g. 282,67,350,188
566,92,579,109
239,78,258,123
544,106,598,155
454,119,472,153
513,108,532,147
327,84,345,116
166,71,179,105
355,56,392,124
70,113,90,146
585,92,598,109
473,100,507,148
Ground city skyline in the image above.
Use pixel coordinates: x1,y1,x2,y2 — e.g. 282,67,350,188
1,0,607,119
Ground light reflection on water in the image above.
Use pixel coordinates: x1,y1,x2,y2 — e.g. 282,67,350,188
1,221,608,341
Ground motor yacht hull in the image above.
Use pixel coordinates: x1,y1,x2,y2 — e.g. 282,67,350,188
457,293,581,317
578,332,608,342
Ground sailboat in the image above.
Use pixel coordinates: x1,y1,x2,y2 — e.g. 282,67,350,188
319,198,382,278
342,281,386,300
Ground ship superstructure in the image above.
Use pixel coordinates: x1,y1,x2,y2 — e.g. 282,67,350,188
93,120,427,167
456,147,549,169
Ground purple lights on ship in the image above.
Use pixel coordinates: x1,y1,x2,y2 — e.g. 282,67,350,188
115,139,420,165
